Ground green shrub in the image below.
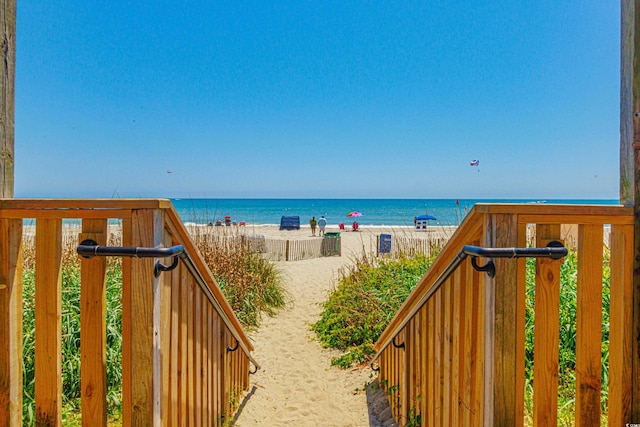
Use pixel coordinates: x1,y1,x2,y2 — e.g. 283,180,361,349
313,252,435,367
191,233,287,329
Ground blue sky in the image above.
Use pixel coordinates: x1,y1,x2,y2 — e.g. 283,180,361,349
16,1,619,199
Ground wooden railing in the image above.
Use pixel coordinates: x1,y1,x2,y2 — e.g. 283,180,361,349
0,199,257,426
372,203,636,426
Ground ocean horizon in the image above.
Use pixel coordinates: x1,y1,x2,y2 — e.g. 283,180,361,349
170,198,620,227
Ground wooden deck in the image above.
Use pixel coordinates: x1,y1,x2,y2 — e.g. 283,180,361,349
372,203,637,426
0,199,257,426
2,200,639,425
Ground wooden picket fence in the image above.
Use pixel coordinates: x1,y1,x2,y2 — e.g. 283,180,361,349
0,199,258,426
260,236,341,261
183,232,342,261
372,203,636,426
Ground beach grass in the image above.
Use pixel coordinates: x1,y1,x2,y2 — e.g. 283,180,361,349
312,250,439,368
188,226,287,329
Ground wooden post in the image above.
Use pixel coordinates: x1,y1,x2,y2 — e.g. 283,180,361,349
0,0,15,198
0,218,22,426
122,209,165,426
482,213,519,426
80,219,108,426
622,0,640,419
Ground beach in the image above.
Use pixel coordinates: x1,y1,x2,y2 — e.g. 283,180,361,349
224,224,454,426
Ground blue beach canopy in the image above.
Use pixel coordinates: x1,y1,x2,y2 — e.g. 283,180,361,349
416,214,437,221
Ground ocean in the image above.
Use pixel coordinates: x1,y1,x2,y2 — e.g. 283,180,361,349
170,198,620,227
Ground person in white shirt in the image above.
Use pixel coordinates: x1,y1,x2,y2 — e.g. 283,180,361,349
318,216,327,236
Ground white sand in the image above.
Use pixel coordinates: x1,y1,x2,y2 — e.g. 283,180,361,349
230,225,454,426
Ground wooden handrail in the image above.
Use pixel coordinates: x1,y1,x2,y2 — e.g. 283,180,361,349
372,203,636,426
0,198,257,426
163,204,254,353
75,238,261,370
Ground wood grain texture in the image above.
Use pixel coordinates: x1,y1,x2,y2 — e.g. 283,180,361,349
0,0,16,199
575,224,603,425
0,218,21,426
608,224,634,424
34,219,62,426
484,213,519,426
79,219,108,426
532,225,561,427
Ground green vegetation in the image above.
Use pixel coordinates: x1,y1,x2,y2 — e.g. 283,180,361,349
313,252,437,367
191,232,287,328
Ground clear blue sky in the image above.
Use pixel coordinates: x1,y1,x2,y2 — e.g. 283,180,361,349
16,1,620,199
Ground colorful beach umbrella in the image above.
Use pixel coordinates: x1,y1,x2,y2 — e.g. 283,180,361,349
346,211,363,217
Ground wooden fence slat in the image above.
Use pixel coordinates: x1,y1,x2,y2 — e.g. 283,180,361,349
402,325,410,423
195,286,203,426
427,298,435,426
413,310,422,421
187,278,195,426
127,209,159,425
121,218,132,426
169,264,180,426
160,227,173,425
206,304,213,426
179,267,189,426
435,289,443,424
515,222,527,426
419,305,428,423
79,219,108,426
575,224,603,425
0,218,22,426
35,218,63,426
451,268,461,427
532,224,562,426
608,224,633,424
459,262,472,425
472,250,485,426
443,280,452,427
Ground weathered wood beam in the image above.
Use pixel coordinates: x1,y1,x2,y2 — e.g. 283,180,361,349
0,0,14,198
622,0,640,419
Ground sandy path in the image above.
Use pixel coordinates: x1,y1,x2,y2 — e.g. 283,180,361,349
233,254,385,426
230,226,448,426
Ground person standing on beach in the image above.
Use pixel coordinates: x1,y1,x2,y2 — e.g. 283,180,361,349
318,215,327,236
310,216,317,236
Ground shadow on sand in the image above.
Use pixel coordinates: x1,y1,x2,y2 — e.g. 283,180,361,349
366,379,399,427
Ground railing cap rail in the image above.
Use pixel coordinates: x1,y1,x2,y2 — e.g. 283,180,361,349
0,198,173,210
372,203,633,357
